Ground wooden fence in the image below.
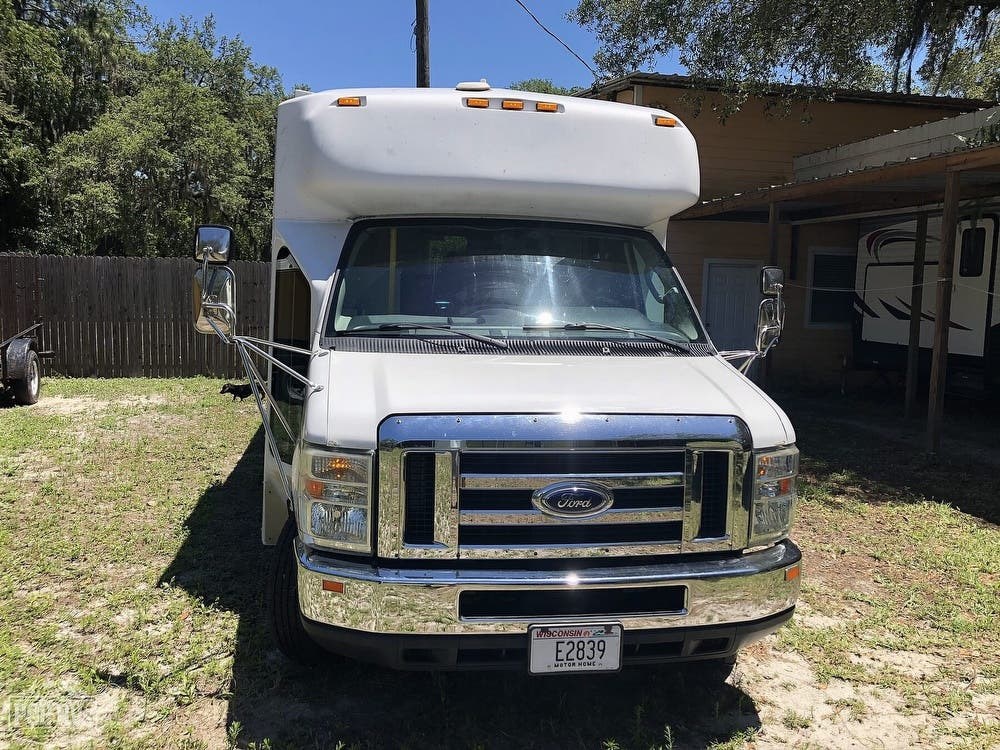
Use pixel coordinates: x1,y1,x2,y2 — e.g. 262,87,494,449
0,254,271,378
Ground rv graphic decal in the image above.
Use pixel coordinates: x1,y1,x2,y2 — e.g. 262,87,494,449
865,228,939,260
875,296,971,330
856,213,997,368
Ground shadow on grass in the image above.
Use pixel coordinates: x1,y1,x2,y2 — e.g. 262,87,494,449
162,429,762,750
777,396,1000,526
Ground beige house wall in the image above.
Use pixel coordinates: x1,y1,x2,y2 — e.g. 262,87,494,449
668,218,859,388
601,80,984,388
771,221,859,387
636,85,973,201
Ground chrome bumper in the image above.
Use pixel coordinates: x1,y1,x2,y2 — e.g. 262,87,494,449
296,539,801,635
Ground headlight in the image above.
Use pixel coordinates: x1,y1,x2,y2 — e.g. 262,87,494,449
295,446,373,553
749,446,798,546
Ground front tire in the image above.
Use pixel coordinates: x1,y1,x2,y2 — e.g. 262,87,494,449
12,349,40,406
268,518,323,663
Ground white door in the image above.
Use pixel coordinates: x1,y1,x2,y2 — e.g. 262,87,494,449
703,262,760,350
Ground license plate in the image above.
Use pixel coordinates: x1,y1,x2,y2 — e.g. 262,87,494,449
528,624,623,674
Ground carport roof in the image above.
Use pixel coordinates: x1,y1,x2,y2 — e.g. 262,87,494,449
676,142,1000,223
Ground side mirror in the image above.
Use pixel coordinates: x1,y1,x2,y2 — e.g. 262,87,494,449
193,266,237,337
756,297,784,355
193,225,234,264
761,266,784,296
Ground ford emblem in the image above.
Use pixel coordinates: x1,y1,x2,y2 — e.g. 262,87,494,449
532,481,614,518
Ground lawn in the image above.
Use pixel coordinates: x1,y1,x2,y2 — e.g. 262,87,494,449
0,379,997,749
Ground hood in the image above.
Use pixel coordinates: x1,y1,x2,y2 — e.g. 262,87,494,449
303,352,793,450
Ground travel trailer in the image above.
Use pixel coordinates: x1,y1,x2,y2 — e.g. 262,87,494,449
191,83,800,675
855,213,999,393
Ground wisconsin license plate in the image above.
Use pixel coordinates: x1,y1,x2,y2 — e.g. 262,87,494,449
528,624,623,674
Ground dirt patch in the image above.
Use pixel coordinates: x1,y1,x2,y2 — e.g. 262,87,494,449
30,396,110,416
123,410,196,439
739,648,934,749
4,448,60,481
853,648,943,680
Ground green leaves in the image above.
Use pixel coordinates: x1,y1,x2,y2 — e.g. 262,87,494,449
569,0,999,102
0,3,286,258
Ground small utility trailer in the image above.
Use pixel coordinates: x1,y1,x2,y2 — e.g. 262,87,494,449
1,323,49,405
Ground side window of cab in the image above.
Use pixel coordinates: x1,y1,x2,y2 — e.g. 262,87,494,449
270,249,311,463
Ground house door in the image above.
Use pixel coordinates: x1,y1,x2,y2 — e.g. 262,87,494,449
703,261,759,350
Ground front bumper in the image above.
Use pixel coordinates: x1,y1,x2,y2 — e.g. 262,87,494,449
295,538,800,667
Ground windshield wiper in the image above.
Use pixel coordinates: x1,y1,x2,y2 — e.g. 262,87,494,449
341,323,509,350
522,322,690,354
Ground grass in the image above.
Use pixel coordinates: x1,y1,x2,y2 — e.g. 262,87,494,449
0,379,997,748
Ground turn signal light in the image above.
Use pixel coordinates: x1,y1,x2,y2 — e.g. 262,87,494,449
654,116,677,127
535,101,559,112
785,564,801,582
502,99,524,110
466,97,490,108
337,96,362,107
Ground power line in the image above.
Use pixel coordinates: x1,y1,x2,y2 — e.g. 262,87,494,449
511,0,597,78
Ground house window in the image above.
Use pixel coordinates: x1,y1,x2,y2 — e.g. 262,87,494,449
807,249,855,326
959,227,986,277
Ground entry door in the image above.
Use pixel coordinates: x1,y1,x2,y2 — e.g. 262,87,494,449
703,262,760,350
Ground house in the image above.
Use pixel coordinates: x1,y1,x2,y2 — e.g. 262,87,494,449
580,74,999,400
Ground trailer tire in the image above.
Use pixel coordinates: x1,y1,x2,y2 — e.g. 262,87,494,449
268,517,325,664
12,349,40,406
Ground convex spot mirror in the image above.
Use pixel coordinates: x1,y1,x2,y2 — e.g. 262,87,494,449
761,266,784,296
192,266,237,336
756,298,784,354
193,224,234,264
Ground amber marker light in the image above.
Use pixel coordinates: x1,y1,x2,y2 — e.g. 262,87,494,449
502,99,524,110
305,479,326,498
535,101,559,112
785,564,801,582
337,96,362,107
322,580,345,594
654,116,677,127
466,97,490,108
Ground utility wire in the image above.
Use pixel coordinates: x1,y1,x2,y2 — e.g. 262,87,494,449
511,0,598,78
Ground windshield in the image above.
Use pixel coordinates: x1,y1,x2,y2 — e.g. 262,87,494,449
326,221,706,345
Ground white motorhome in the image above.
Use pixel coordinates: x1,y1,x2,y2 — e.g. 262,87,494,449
192,83,801,675
855,213,999,393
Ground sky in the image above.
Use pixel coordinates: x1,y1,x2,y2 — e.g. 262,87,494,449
141,0,682,92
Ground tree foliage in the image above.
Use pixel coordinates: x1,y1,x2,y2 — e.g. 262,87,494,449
0,1,287,257
570,0,1000,100
934,20,1000,100
509,78,581,95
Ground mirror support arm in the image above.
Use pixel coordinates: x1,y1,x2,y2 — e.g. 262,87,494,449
233,337,325,393
234,344,294,503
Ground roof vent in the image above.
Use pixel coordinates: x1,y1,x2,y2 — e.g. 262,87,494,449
456,79,490,92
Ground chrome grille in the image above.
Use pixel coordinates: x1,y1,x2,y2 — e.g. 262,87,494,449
458,450,684,556
379,414,752,560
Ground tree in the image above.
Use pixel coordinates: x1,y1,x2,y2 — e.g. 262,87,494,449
510,78,581,95
934,22,1000,100
33,15,284,258
0,0,139,251
569,0,1000,100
